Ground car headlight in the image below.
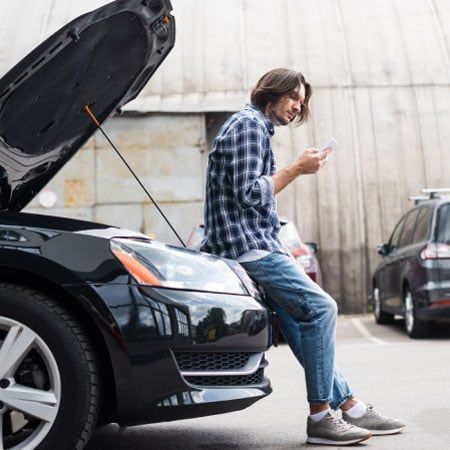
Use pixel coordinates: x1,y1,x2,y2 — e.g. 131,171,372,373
224,258,263,300
110,238,248,295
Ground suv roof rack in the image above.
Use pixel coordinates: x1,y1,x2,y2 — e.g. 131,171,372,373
408,188,450,205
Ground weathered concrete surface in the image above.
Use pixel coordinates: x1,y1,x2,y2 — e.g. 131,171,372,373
143,201,203,245
95,115,204,204
24,207,94,222
27,148,96,209
94,204,144,232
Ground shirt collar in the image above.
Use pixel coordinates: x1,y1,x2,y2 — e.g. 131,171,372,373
246,103,275,136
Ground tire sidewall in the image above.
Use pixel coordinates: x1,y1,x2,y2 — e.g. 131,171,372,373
403,287,429,339
0,285,95,450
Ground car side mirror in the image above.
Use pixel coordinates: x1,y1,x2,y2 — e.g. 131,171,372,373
377,243,389,256
305,242,319,254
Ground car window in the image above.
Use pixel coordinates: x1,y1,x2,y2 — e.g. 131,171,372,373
437,204,450,243
398,209,420,248
412,207,432,244
388,217,405,251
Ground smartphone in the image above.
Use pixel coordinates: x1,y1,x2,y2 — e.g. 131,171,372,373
320,137,338,153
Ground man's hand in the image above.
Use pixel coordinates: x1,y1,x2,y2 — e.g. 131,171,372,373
272,148,332,194
295,148,332,175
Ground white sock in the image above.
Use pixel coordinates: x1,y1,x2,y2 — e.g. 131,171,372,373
309,408,331,422
345,401,367,418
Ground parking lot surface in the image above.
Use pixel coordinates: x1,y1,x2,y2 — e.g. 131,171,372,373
86,315,450,450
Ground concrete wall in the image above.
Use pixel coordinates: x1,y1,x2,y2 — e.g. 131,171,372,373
25,114,206,246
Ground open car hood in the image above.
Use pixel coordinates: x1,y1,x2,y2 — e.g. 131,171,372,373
0,0,175,211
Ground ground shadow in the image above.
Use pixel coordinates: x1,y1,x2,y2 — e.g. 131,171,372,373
86,423,372,450
86,425,267,450
389,318,450,339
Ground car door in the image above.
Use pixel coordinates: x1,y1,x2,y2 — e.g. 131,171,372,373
386,209,420,311
378,216,405,309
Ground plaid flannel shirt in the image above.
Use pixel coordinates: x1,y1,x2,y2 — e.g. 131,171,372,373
200,104,285,260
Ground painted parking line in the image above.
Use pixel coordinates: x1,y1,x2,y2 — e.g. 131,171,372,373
350,318,389,346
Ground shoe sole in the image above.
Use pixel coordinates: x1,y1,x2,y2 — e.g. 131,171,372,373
368,426,405,436
306,434,372,446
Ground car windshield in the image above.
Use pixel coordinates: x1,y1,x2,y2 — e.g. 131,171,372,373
437,204,450,243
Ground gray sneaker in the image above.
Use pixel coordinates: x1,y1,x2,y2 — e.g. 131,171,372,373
342,404,406,435
307,411,372,446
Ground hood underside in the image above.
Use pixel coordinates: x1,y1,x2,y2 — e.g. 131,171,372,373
0,0,175,211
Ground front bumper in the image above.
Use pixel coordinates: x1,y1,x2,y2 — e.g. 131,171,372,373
87,284,273,425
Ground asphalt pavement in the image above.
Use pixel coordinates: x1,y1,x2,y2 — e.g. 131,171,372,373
86,315,450,450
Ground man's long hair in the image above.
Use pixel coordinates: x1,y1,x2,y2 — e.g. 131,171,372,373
250,68,312,125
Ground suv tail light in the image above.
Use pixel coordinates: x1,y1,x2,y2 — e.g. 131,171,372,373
420,243,450,259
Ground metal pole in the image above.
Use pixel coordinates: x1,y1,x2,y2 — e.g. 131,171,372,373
83,105,186,248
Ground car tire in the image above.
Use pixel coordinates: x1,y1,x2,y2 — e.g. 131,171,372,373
403,287,430,339
0,283,100,450
372,286,395,324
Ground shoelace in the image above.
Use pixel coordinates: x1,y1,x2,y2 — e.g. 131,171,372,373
325,412,357,430
366,404,389,420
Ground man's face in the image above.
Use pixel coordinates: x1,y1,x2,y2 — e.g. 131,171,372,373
267,83,306,126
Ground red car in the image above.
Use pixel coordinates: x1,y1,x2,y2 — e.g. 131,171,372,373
187,219,323,286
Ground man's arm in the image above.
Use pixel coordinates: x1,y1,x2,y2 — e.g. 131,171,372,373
230,121,273,207
272,148,331,195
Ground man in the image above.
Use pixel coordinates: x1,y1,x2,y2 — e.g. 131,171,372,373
201,68,405,445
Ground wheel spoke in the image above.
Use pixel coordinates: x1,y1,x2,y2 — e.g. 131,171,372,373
0,411,4,450
0,384,58,423
405,293,414,332
0,326,35,379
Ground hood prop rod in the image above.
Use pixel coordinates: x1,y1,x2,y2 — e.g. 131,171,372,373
83,105,186,248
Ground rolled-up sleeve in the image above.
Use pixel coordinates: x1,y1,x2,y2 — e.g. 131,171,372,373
256,175,274,206
229,120,273,208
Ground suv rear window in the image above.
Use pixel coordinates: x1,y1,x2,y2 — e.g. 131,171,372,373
437,204,450,243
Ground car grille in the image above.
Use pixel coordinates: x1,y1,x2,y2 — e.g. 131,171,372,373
174,351,267,388
184,368,265,387
174,352,252,371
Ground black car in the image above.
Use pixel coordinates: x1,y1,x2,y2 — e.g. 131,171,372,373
372,189,450,338
0,2,273,449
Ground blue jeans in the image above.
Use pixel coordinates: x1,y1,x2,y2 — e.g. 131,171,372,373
241,252,353,409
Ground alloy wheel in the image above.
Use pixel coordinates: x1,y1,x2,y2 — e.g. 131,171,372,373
404,290,415,334
0,317,61,450
373,287,381,319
